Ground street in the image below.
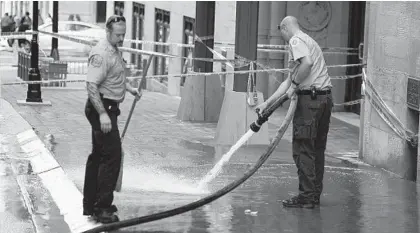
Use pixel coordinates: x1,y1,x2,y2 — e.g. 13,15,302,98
1,50,420,233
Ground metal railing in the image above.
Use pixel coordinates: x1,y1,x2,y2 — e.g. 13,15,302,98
18,51,68,87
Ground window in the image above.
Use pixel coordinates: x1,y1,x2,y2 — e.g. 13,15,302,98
114,1,124,16
131,3,145,69
181,16,195,86
154,8,170,82
96,1,107,23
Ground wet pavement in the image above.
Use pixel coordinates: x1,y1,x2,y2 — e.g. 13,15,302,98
2,53,420,233
0,157,35,233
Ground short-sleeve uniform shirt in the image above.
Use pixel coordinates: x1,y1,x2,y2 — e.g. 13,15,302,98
86,39,127,103
288,31,332,90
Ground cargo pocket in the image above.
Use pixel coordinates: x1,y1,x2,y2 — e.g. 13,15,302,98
293,119,316,140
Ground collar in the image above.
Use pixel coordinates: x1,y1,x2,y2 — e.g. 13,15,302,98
99,39,118,53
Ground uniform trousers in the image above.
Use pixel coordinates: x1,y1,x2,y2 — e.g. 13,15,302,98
83,97,122,212
292,91,333,201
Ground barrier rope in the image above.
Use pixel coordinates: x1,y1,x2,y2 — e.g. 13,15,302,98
361,68,418,146
0,31,360,56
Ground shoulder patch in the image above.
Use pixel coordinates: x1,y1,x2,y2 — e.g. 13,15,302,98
89,55,103,67
290,38,299,47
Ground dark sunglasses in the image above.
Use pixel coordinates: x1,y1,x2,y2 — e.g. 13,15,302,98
106,16,126,28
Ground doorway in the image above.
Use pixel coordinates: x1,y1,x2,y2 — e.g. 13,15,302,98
344,1,366,114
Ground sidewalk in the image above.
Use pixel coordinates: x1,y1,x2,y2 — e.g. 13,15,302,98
5,65,420,233
0,99,73,233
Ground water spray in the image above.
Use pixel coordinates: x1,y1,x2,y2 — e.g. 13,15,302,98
197,93,291,189
82,94,296,233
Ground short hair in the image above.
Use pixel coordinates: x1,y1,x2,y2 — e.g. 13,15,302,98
5,13,8,16
105,15,126,30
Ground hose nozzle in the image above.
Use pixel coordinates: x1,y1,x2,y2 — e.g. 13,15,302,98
250,94,290,133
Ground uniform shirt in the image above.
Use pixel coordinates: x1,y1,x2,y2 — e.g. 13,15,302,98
288,30,332,90
86,39,127,103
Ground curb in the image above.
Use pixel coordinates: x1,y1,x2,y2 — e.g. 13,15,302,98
1,98,101,233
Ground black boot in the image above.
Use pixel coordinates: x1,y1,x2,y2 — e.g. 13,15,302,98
282,195,315,209
92,205,120,223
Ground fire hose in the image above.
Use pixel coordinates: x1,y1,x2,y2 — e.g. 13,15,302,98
82,93,297,233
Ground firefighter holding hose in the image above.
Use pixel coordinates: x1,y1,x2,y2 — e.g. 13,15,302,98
83,15,142,223
256,16,333,209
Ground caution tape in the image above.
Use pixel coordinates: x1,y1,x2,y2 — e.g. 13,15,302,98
214,40,359,51
0,31,36,36
36,30,366,68
0,34,30,40
221,47,359,56
0,31,37,40
0,78,363,108
37,30,244,64
4,30,359,54
66,33,358,52
0,72,362,87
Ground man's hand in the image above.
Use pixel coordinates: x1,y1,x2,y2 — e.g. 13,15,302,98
129,87,142,101
99,112,112,133
255,102,268,115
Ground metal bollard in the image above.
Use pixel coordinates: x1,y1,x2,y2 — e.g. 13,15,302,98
17,52,21,79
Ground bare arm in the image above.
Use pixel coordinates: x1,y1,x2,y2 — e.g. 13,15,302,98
86,82,106,115
293,56,313,84
265,76,292,106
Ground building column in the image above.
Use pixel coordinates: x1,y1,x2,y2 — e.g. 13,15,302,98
256,1,271,100
268,1,287,98
232,1,259,92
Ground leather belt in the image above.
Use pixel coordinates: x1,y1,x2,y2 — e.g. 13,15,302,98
100,93,119,107
296,89,331,95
